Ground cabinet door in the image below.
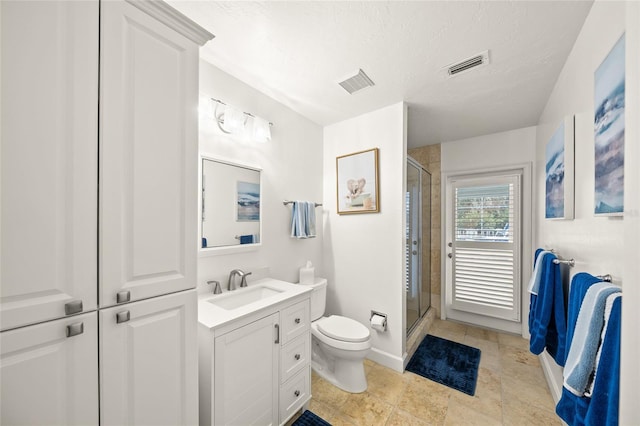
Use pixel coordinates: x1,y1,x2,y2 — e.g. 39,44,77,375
0,0,98,331
99,0,199,307
99,290,197,426
214,313,280,426
0,312,99,425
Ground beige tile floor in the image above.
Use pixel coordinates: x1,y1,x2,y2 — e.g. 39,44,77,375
299,319,560,426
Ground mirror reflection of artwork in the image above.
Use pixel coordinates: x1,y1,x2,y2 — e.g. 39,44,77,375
594,34,625,216
237,181,260,221
336,148,379,214
201,158,260,248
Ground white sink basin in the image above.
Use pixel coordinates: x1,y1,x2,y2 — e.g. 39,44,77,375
207,285,284,310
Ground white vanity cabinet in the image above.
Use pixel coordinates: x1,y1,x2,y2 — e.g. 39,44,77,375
199,293,312,426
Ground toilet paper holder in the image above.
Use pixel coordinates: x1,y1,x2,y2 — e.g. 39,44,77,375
370,310,387,332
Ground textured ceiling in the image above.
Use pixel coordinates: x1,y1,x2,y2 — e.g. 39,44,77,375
168,1,593,148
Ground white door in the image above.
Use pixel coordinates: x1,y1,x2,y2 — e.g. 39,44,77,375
0,312,99,425
214,313,280,426
99,290,198,426
99,0,199,307
445,173,522,329
0,0,98,331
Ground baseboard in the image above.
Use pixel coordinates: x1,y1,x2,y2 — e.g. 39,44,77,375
539,350,563,403
367,347,404,373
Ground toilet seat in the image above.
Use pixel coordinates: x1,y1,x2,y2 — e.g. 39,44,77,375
316,315,370,343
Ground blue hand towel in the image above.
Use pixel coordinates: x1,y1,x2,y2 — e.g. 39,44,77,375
585,294,621,426
290,201,316,239
565,273,604,362
239,235,253,244
528,252,567,365
563,282,621,396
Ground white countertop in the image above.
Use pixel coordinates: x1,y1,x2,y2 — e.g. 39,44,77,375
197,278,312,330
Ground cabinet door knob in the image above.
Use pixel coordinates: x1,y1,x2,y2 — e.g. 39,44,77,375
66,322,84,338
116,310,130,324
65,300,83,315
294,390,300,397
294,353,301,360
117,291,131,304
294,318,301,324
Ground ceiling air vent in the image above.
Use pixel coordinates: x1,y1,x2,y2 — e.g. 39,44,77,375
339,69,375,94
446,50,490,77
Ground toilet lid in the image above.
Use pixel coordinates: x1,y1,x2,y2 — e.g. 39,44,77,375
316,315,370,343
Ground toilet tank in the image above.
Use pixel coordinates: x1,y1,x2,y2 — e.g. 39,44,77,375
302,277,327,321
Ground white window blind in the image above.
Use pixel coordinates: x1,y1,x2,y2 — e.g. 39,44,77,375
451,178,520,321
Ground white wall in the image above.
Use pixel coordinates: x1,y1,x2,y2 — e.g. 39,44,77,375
621,3,640,424
440,127,536,334
534,2,639,422
323,102,407,371
197,60,324,289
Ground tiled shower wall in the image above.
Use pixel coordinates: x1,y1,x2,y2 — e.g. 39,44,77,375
408,144,441,315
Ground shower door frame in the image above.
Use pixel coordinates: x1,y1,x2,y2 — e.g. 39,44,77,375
406,157,431,336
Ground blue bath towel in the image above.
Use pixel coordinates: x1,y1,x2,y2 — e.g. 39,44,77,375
565,273,604,362
563,282,620,396
528,252,567,365
556,292,622,426
585,294,621,426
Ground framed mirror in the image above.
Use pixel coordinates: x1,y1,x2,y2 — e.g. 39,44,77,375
200,157,262,252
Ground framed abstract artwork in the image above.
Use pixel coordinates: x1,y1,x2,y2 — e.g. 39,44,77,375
336,148,380,214
594,34,625,216
545,116,575,220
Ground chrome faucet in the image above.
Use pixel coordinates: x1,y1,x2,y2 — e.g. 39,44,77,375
228,269,252,291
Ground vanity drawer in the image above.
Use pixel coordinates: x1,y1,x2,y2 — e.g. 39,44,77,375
281,334,310,384
279,366,310,423
280,299,309,344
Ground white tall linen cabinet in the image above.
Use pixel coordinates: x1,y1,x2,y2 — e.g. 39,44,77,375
0,1,213,424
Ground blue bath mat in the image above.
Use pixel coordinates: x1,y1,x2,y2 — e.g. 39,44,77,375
292,410,331,426
406,334,481,396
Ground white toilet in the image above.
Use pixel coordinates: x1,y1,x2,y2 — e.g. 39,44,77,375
304,278,371,393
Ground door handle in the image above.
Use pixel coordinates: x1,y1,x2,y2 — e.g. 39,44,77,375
64,300,83,315
66,322,84,337
274,323,280,344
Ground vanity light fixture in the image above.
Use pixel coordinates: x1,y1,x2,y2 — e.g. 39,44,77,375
212,98,272,142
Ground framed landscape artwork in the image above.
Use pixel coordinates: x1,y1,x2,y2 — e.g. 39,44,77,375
336,148,380,214
545,116,575,220
594,34,625,216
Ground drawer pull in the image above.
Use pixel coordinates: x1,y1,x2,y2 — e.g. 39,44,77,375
117,291,131,304
64,300,83,315
294,353,301,360
116,310,130,324
294,390,300,397
66,322,84,337
294,318,301,324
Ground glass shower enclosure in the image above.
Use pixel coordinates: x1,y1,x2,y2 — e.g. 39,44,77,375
406,157,431,335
